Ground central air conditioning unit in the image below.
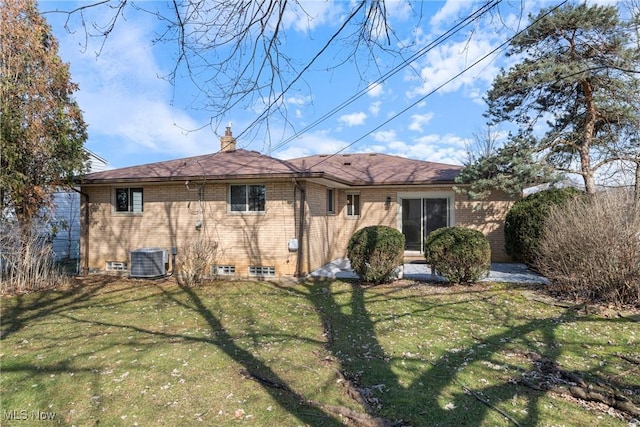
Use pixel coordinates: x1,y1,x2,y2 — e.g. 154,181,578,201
129,247,167,278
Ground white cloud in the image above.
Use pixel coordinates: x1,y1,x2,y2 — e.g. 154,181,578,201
286,95,311,106
273,130,348,159
367,82,384,97
372,130,396,142
384,133,470,165
371,0,413,23
408,112,434,132
406,35,501,99
49,8,215,166
369,101,382,116
430,0,474,28
282,0,345,31
338,112,368,127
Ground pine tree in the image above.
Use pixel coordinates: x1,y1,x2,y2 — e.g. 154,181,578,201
458,3,640,196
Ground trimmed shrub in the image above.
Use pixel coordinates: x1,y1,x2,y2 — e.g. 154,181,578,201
536,189,640,306
347,226,405,284
504,187,582,264
424,227,490,285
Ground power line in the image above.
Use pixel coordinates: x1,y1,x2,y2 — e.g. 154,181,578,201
267,0,502,155
307,0,570,170
182,0,507,175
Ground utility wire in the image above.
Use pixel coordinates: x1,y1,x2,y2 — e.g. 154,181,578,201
267,0,502,155
307,0,570,170
182,0,507,175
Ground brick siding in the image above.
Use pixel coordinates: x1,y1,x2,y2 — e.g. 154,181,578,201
81,181,515,278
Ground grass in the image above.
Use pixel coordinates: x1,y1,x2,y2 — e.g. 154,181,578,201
1,276,639,426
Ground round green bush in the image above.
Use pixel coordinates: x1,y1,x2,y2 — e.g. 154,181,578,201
347,226,405,284
423,227,490,285
504,187,582,264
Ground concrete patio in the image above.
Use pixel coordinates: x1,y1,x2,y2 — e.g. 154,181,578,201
309,258,549,284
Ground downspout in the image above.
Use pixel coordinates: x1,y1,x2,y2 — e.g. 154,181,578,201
71,187,89,276
293,179,305,277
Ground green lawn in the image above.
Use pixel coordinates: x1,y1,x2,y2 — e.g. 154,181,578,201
1,276,638,426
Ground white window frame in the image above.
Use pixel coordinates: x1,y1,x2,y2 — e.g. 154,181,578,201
213,265,236,276
346,193,360,218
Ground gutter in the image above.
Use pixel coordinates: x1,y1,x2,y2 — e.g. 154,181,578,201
293,179,305,278
70,187,89,276
79,171,326,186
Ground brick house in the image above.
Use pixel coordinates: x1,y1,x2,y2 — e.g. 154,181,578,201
78,128,516,279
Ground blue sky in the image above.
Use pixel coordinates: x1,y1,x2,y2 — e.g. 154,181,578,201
37,1,607,169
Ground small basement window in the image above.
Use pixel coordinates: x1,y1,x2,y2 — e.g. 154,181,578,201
106,261,128,271
214,265,236,275
248,266,275,277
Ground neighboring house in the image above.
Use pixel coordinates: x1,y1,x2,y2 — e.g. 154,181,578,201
51,150,108,266
78,128,517,278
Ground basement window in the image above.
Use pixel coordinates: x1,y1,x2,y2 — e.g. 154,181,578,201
106,261,127,271
248,266,275,277
214,265,236,275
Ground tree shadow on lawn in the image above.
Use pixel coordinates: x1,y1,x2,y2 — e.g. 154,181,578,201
2,279,348,425
2,277,637,426
0,275,125,340
299,279,639,426
164,283,347,426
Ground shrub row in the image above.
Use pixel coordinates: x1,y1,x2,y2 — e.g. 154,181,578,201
348,225,491,285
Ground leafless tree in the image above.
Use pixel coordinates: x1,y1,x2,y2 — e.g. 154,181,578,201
462,124,501,165
42,1,506,146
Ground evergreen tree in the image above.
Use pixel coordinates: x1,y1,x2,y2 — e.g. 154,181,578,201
458,3,640,196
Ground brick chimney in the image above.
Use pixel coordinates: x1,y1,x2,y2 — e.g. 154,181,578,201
220,125,236,152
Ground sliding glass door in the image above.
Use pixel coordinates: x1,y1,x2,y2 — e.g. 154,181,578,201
402,197,450,252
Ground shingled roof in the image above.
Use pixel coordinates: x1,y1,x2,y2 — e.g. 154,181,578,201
80,149,462,186
288,153,462,185
80,149,314,184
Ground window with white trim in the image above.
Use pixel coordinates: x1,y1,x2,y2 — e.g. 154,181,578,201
346,193,360,217
230,184,266,212
115,188,143,213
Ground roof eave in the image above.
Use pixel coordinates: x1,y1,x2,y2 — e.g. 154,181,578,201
78,171,324,186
